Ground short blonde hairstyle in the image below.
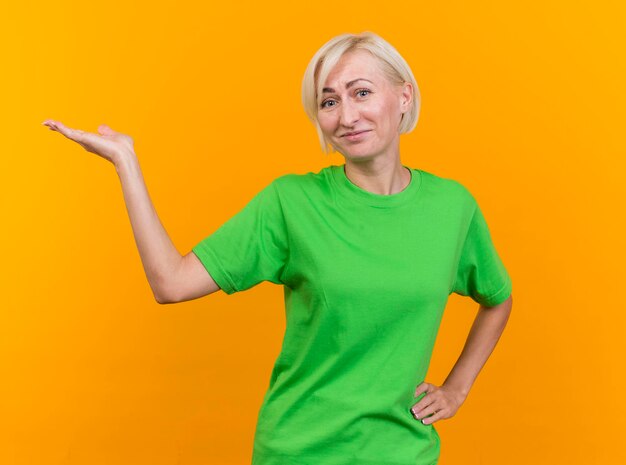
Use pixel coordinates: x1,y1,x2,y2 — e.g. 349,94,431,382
301,31,421,154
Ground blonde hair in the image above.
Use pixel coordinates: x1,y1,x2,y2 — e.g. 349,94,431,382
301,31,421,154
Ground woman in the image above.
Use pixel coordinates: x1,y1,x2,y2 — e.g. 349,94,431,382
43,31,513,465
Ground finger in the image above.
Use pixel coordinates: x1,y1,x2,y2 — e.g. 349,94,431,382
44,120,65,134
414,382,430,397
53,121,71,135
97,124,116,136
420,408,444,425
410,396,437,419
42,120,57,131
55,123,88,142
418,401,440,419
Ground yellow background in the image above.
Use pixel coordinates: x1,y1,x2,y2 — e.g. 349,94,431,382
2,0,625,464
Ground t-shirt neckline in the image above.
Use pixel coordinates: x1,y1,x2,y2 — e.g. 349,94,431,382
330,163,422,208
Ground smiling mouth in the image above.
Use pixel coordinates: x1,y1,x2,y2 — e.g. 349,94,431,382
341,130,370,137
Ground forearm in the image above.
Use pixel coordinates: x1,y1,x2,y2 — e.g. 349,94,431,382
114,153,181,302
442,296,513,398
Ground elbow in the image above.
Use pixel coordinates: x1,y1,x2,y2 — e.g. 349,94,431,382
155,294,169,305
152,280,176,305
155,293,177,305
155,288,179,305
154,290,168,305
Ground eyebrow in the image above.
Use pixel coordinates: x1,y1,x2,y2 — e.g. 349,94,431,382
322,78,374,94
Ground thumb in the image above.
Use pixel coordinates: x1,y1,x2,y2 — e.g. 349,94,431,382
97,124,116,136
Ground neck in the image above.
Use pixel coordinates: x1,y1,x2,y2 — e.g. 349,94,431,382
343,158,410,195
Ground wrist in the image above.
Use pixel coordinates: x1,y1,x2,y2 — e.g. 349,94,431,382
114,151,138,175
442,380,471,400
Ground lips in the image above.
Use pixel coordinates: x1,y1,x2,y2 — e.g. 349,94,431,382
341,130,370,137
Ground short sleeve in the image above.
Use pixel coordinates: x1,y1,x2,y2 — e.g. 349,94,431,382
452,201,512,306
191,180,289,295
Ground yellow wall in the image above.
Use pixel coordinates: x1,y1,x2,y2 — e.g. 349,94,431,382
2,1,624,464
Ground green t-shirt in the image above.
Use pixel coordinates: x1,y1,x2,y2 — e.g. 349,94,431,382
192,164,512,465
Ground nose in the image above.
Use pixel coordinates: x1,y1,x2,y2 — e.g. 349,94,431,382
339,98,360,127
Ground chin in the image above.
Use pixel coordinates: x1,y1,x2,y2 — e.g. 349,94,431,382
341,152,378,163
339,144,379,160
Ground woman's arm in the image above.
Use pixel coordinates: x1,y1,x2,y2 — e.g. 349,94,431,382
42,120,221,303
442,294,513,398
410,294,513,425
116,152,222,303
114,154,196,303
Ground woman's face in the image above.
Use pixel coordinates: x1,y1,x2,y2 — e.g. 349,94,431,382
317,49,411,161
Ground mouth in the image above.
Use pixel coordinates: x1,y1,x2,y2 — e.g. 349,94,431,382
341,130,371,137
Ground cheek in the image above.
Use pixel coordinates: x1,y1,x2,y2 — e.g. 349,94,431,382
366,99,393,121
318,115,336,134
377,101,400,131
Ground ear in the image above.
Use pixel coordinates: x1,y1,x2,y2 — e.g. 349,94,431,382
400,82,413,113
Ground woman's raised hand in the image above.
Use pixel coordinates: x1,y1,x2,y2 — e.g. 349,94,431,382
42,120,135,165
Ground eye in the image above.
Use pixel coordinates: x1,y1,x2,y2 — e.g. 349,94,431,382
320,89,372,109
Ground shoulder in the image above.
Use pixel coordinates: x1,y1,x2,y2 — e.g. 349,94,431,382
417,168,477,210
271,166,334,193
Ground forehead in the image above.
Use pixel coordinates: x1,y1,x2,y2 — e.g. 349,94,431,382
323,50,384,85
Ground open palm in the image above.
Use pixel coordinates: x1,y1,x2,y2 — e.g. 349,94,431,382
42,120,135,164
